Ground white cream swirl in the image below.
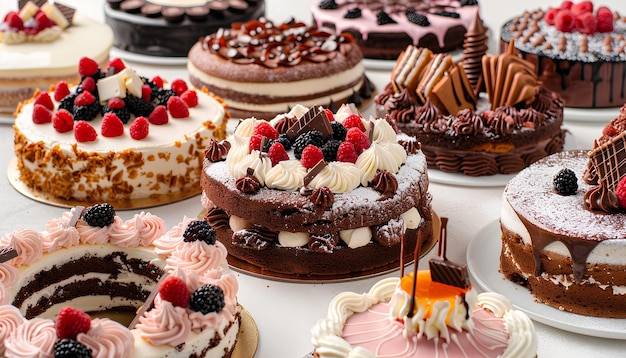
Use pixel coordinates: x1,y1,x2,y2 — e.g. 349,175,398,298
501,310,537,358
136,301,190,347
4,318,55,358
371,117,397,143
0,305,25,355
309,162,360,193
233,117,258,137
77,318,134,358
229,150,272,185
355,141,407,186
265,160,306,192
0,229,43,267
225,134,250,174
165,240,228,274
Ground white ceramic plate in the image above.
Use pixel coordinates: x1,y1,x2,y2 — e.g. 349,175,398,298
109,47,188,66
466,221,626,340
563,106,618,123
0,113,14,125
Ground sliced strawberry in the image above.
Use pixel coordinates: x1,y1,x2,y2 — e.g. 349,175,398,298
34,92,54,111
101,113,125,137
148,105,169,125
35,11,54,30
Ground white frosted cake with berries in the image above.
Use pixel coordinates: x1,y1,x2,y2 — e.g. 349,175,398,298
0,1,113,113
200,104,433,277
0,203,242,357
13,56,227,206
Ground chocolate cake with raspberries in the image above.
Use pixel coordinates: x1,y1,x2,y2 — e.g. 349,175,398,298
311,0,480,60
500,107,626,317
200,104,433,277
501,1,626,108
104,0,265,58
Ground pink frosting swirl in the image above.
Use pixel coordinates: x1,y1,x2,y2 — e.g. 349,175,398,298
200,267,239,302
0,305,25,355
42,210,80,253
0,230,43,267
77,318,134,358
165,240,228,275
110,212,167,247
188,299,238,332
136,301,190,347
153,216,195,259
0,285,7,305
107,216,138,247
76,219,114,245
4,318,55,358
0,263,19,289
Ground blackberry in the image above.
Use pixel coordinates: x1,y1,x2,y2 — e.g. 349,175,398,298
293,130,324,159
125,94,154,117
330,121,347,141
406,10,430,26
189,284,225,314
460,0,478,6
318,0,338,10
553,168,578,196
83,203,115,227
376,10,397,25
343,7,361,19
432,11,460,19
269,133,292,150
54,339,92,358
73,102,101,121
154,88,176,106
321,139,342,162
101,106,131,124
183,220,216,244
58,92,78,112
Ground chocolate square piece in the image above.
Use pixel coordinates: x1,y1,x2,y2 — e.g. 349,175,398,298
286,106,333,140
0,247,18,263
587,131,626,192
429,257,470,289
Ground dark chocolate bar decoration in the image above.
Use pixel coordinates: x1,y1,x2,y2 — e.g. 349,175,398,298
428,217,471,289
303,160,327,187
260,135,270,153
69,206,85,227
367,120,374,143
0,247,18,264
587,131,626,192
54,2,77,25
128,272,170,329
19,0,46,9
285,106,333,140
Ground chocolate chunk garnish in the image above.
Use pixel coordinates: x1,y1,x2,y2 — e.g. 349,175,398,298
587,131,626,193
303,160,327,187
428,217,470,289
0,247,18,264
286,106,333,140
55,2,76,25
69,206,85,227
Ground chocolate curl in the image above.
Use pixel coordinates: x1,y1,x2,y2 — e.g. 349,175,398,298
69,206,84,227
128,272,170,329
428,217,471,289
407,226,424,319
0,247,18,264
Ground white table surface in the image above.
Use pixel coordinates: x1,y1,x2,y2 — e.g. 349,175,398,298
0,0,624,357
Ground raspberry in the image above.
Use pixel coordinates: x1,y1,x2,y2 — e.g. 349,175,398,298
575,12,596,35
54,81,71,101
74,91,96,106
34,92,54,111
54,339,92,358
108,57,125,73
148,104,169,125
141,84,152,102
249,134,264,152
545,8,560,26
158,275,190,308
254,121,279,140
553,168,578,195
616,176,626,209
107,97,125,109
151,76,164,88
83,203,115,227
602,123,619,137
167,96,189,118
35,11,54,30
52,109,74,133
345,127,370,153
180,90,198,108
560,1,573,10
130,116,149,140
342,114,366,132
32,104,52,124
171,79,188,96
596,6,614,33
101,113,124,137
5,12,24,31
183,220,216,244
267,142,289,166
78,57,99,77
80,77,96,94
189,284,225,314
55,307,91,340
300,144,324,169
555,9,575,32
324,108,335,121
336,141,358,163
571,1,593,17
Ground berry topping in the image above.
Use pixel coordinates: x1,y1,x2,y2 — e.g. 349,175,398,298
342,114,366,132
5,12,24,31
574,11,596,34
189,284,225,314
293,130,324,159
35,12,54,30
545,7,560,26
616,176,626,209
79,77,96,94
301,144,324,169
553,168,578,195
129,116,149,140
319,0,338,10
269,133,291,150
321,139,342,162
336,141,358,163
141,84,152,102
180,90,198,108
249,134,265,152
54,339,92,358
406,10,430,26
345,127,370,153
167,96,189,118
324,108,334,121
158,275,191,308
253,121,279,140
34,92,54,111
376,9,397,25
183,220,216,244
267,142,289,166
171,79,188,96
148,104,168,125
32,104,53,124
432,11,460,19
83,203,115,227
561,1,574,10
101,113,124,137
330,121,347,141
571,1,593,17
55,307,91,340
74,120,97,142
78,57,99,77
596,6,614,33
52,109,74,133
151,76,164,88
343,7,361,19
555,10,575,33
54,81,71,102
107,57,126,73
107,97,125,109
126,94,154,117
74,91,96,106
